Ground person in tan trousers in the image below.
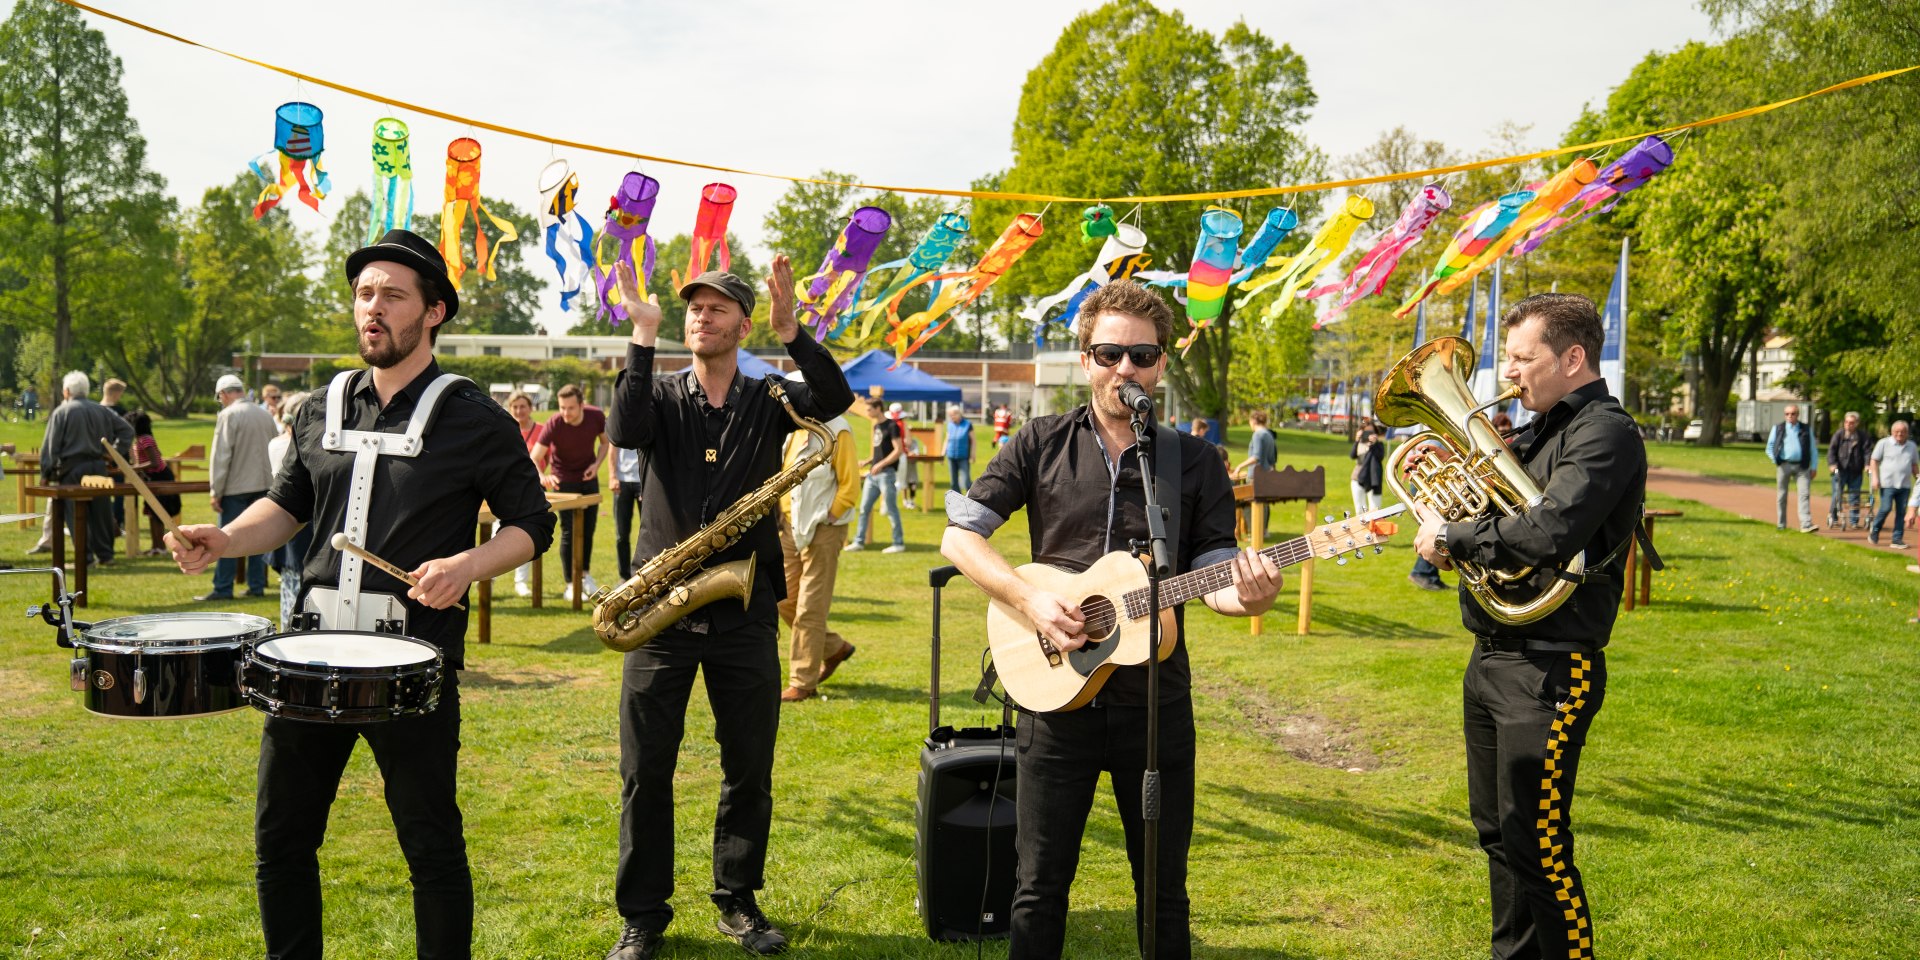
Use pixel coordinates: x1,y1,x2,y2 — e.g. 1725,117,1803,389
776,371,861,702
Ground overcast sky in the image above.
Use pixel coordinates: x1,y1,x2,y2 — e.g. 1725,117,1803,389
82,0,1718,334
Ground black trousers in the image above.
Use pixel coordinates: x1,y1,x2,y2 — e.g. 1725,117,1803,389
557,478,600,579
57,459,116,562
612,480,642,581
1009,697,1195,960
255,672,469,960
616,618,781,931
1464,648,1607,960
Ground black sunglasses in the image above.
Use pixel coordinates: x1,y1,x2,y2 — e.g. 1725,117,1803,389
1086,343,1165,368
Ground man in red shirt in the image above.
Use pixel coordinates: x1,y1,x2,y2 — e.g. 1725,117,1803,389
532,383,608,599
992,402,1013,447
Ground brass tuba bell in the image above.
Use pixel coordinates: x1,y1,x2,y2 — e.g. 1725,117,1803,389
1373,336,1583,625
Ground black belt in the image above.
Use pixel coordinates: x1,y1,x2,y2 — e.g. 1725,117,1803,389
1475,637,1594,654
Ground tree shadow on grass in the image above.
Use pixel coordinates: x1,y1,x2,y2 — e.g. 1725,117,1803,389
1637,597,1759,615
1591,770,1919,834
525,622,609,654
812,784,920,862
1304,607,1448,640
1205,783,1468,854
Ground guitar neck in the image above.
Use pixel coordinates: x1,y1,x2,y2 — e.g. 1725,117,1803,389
1136,535,1318,612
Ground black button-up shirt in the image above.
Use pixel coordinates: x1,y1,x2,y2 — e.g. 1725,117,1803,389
1445,379,1646,647
267,361,555,667
607,328,855,635
948,406,1240,706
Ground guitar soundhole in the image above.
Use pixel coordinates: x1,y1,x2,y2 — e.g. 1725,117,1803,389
1079,596,1117,645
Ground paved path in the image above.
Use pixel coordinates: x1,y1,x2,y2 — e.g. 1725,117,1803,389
1645,466,1915,550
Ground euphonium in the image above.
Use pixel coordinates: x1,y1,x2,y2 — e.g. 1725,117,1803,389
1373,336,1583,625
590,381,837,652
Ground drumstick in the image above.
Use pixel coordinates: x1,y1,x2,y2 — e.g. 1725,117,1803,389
100,436,184,541
330,533,466,611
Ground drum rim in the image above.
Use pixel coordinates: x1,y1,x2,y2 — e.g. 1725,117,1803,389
79,612,275,654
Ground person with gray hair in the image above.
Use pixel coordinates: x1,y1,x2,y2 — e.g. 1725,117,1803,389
1868,420,1917,548
1827,411,1873,529
38,370,134,565
943,403,974,494
201,373,280,600
1766,404,1818,532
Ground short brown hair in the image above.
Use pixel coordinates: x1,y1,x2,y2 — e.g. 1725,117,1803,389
557,383,583,401
1502,293,1602,362
505,391,532,409
1077,281,1174,351
1248,410,1268,426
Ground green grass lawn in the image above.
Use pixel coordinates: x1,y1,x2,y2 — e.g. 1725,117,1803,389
1643,437,1780,487
3,417,1918,958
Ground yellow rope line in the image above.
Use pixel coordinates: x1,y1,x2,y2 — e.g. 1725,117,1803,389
59,0,1920,204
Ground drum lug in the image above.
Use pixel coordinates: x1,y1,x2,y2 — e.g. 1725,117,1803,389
133,665,147,705
69,657,88,692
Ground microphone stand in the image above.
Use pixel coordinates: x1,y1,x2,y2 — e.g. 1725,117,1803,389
1127,401,1171,960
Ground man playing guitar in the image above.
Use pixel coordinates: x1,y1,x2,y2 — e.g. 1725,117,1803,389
941,280,1282,959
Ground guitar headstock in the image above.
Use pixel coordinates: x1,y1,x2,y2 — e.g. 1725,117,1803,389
1309,504,1407,565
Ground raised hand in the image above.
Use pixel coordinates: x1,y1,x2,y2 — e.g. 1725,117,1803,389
617,259,664,346
765,254,799,343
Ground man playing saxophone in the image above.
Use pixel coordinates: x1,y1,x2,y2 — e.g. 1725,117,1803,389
1408,293,1646,960
599,255,854,959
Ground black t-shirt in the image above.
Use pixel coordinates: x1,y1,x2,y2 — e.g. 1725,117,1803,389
868,418,899,468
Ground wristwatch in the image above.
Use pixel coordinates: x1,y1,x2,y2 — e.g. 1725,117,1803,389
1434,526,1451,559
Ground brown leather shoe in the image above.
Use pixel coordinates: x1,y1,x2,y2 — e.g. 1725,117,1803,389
818,643,856,683
779,686,814,703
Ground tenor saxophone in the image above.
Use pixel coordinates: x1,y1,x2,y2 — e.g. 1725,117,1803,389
590,380,837,652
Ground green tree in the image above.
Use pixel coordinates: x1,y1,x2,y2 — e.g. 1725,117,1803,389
96,175,314,417
984,0,1321,419
411,196,543,335
0,0,174,394
1697,0,1920,413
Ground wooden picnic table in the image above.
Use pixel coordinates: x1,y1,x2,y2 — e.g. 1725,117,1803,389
473,491,602,644
8,451,39,526
25,479,210,608
907,453,942,512
1233,465,1328,637
1623,509,1683,611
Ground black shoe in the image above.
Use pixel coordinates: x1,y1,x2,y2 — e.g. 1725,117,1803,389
244,589,266,597
193,592,235,602
716,897,789,955
1407,573,1447,592
605,924,665,960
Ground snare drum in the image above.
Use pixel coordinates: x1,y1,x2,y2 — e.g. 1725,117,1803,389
75,613,274,719
242,631,443,723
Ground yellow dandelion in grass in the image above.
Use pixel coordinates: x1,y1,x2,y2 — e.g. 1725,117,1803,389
1783,664,1792,671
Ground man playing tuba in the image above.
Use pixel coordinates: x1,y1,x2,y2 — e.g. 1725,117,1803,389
599,256,854,959
1409,293,1646,960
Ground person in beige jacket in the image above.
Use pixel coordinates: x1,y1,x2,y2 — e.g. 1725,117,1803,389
202,373,281,600
776,372,861,702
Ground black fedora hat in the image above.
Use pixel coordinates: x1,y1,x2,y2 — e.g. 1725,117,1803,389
345,229,460,321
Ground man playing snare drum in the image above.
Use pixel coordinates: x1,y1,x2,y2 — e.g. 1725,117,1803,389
167,229,553,960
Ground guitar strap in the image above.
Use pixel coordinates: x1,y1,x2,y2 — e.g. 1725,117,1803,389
1153,424,1182,566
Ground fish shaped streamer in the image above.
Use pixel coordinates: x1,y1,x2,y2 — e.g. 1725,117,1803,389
1393,190,1535,318
249,101,331,218
592,171,661,325
1303,184,1451,325
836,211,970,346
884,213,1044,366
796,206,893,338
1173,208,1243,352
537,159,596,312
1513,136,1674,256
366,117,414,243
1433,158,1597,297
1021,222,1151,347
1236,194,1376,321
1229,207,1301,284
671,183,737,290
437,138,519,291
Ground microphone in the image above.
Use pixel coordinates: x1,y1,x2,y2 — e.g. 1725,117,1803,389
1119,381,1154,416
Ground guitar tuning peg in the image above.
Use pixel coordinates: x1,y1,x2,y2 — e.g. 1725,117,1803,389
1341,510,1350,519
1322,515,1334,524
1353,549,1364,560
1335,556,1348,566
1374,546,1384,555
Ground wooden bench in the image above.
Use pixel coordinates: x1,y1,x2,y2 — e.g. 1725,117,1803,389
1623,509,1683,611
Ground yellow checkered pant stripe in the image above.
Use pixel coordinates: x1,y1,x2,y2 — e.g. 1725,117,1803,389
1535,652,1595,960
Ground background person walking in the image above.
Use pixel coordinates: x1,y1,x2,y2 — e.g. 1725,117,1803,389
1767,404,1818,533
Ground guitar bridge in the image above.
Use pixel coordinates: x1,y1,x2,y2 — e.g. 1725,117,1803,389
1035,631,1063,666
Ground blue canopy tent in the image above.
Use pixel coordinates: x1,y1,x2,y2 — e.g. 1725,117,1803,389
839,349,963,404
673,349,785,379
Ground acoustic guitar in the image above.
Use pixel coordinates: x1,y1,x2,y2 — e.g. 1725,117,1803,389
987,504,1405,712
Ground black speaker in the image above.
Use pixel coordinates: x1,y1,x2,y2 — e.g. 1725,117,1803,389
915,565,1019,941
915,725,1017,940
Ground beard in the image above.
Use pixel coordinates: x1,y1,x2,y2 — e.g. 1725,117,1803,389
357,309,426,369
1090,378,1139,422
